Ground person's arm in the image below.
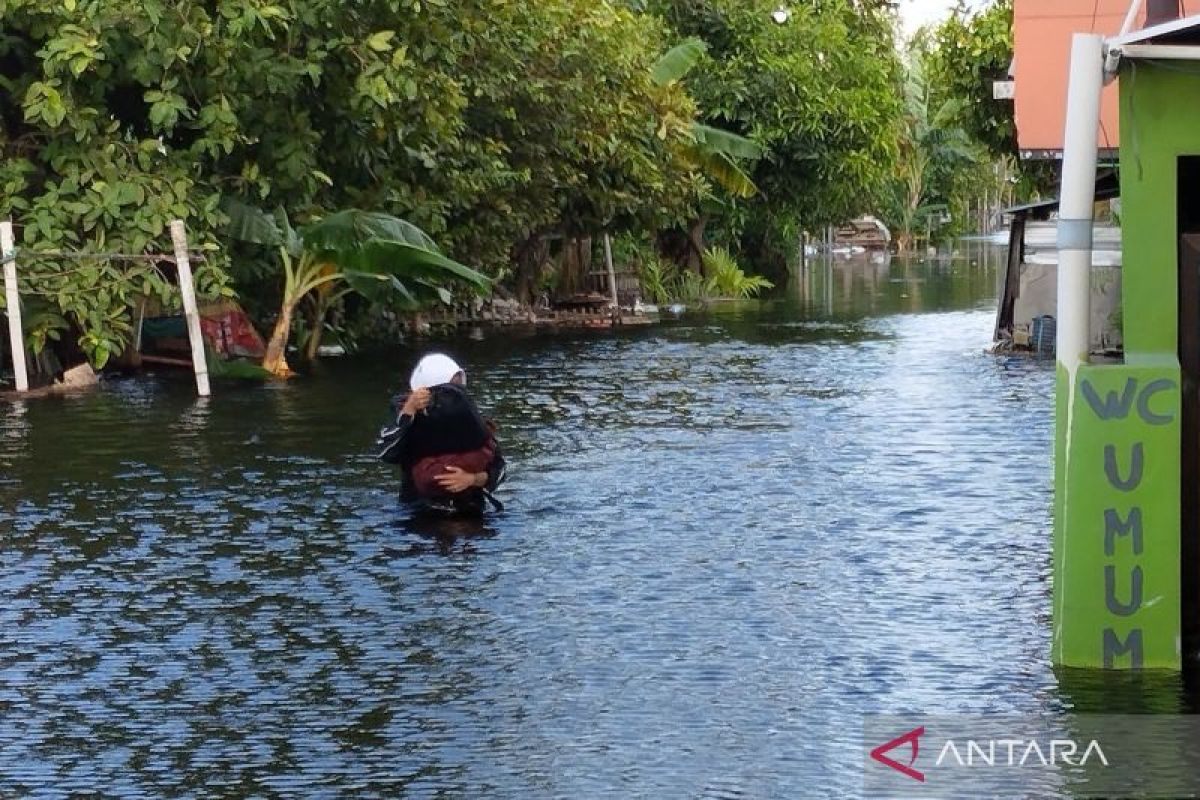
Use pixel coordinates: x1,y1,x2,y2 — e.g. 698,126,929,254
376,389,431,463
433,439,506,494
484,441,506,491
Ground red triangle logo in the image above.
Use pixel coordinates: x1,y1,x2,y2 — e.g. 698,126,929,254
870,726,925,782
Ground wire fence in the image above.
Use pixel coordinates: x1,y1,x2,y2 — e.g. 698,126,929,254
1,219,212,397
2,248,211,298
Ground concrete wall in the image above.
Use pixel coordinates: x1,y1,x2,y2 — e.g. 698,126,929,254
1012,263,1123,352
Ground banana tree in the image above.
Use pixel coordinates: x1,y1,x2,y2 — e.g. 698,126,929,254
224,201,490,376
651,39,764,198
892,58,977,251
650,39,766,273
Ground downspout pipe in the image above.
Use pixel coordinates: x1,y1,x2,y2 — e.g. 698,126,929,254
1057,33,1106,374
1120,0,1146,35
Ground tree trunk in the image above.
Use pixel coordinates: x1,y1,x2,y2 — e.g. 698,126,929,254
304,304,326,363
687,217,706,275
262,304,295,377
557,236,591,299
513,237,550,306
655,218,708,274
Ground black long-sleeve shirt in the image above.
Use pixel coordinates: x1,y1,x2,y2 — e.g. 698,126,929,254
376,392,506,506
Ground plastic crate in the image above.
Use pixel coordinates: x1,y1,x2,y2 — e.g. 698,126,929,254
1031,315,1056,356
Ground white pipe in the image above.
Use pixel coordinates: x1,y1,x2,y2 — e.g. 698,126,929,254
1119,0,1145,35
1,221,28,392
170,220,210,397
1113,44,1200,60
1057,34,1106,372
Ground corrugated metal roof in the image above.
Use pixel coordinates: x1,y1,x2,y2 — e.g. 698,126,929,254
1109,13,1200,44
1001,171,1121,218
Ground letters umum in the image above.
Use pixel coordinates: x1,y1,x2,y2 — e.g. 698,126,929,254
1085,378,1175,667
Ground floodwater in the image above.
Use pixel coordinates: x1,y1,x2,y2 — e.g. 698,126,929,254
0,246,1194,797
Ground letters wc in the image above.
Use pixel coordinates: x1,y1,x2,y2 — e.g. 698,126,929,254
1053,21,1200,670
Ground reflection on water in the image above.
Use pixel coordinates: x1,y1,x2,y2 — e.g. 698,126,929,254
0,248,1193,796
792,243,1005,320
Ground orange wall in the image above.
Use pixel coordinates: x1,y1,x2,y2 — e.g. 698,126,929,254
1014,0,1200,153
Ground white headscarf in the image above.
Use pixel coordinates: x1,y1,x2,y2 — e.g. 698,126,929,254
409,353,465,390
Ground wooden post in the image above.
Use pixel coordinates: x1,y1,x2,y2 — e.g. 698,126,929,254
1,220,28,392
603,233,618,309
169,220,210,397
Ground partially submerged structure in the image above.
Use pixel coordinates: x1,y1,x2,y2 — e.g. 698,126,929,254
993,172,1122,354
2,219,213,397
833,216,891,252
1054,9,1200,670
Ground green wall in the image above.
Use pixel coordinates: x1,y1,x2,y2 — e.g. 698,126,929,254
1054,363,1180,668
1119,65,1200,357
1053,61,1199,669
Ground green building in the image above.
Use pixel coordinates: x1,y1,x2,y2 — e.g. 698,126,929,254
1054,17,1200,669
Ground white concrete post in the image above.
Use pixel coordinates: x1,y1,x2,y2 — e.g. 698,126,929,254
170,220,210,397
603,233,618,309
1,220,28,392
1057,34,1105,373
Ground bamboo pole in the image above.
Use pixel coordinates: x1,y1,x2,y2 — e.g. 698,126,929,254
1,220,28,392
169,220,210,397
603,233,618,309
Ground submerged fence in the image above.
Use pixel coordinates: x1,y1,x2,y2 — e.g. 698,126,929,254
0,218,210,397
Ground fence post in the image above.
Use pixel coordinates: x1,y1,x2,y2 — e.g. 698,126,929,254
1,220,28,392
169,220,210,397
603,233,618,310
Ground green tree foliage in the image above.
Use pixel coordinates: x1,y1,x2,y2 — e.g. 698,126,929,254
420,2,705,283
1,0,912,367
923,0,1055,197
924,0,1016,156
647,0,903,272
0,1,707,360
887,51,980,250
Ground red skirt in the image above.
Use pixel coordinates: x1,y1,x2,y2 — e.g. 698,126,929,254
411,442,496,498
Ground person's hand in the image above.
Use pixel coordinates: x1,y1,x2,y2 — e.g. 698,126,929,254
435,466,486,494
401,388,431,417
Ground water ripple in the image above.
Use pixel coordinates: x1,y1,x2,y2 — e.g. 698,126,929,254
0,255,1173,797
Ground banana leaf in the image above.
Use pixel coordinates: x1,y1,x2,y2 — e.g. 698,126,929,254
221,198,301,255
340,239,490,289
684,145,759,198
690,123,764,160
341,240,490,308
344,271,422,307
302,209,439,254
651,38,707,86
